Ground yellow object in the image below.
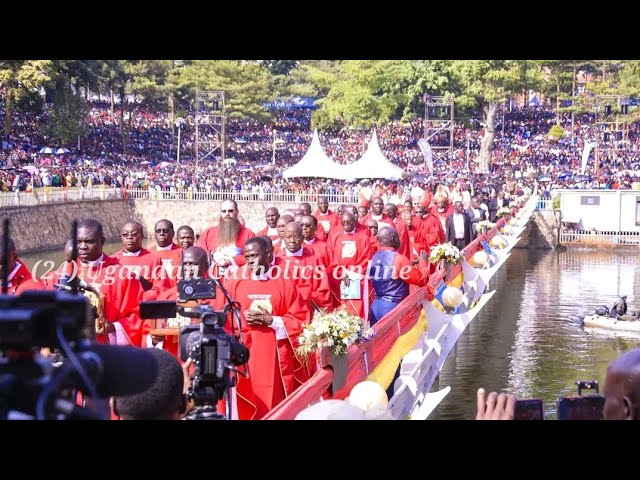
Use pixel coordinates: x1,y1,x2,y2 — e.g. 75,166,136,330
367,309,428,390
446,271,464,289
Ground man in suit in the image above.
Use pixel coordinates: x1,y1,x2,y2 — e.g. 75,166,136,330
446,201,472,250
487,191,507,222
465,195,487,239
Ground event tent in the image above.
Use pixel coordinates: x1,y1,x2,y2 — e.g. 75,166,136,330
339,130,404,179
282,130,343,178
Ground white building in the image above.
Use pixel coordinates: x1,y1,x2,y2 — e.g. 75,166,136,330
560,190,640,232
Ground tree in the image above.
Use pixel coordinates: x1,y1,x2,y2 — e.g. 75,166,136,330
0,60,53,136
259,60,298,76
449,60,542,171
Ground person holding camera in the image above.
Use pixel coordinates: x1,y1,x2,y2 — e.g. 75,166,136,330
476,348,640,420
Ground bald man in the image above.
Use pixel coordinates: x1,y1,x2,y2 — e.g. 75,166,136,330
114,221,170,301
367,227,432,327
153,246,211,356
313,196,340,237
276,222,333,312
256,207,281,246
148,219,182,287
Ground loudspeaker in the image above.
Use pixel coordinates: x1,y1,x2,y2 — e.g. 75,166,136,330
621,104,629,114
616,131,623,141
604,105,612,115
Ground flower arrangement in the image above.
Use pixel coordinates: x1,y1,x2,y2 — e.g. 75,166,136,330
477,220,496,233
496,206,511,219
297,307,365,357
428,242,462,265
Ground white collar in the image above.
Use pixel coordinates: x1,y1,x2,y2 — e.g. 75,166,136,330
318,211,330,216
251,265,273,281
156,244,174,251
285,247,304,257
303,238,316,245
5,262,21,284
344,229,356,235
122,249,142,256
371,213,383,220
82,253,105,266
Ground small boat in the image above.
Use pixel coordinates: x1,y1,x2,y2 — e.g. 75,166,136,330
582,314,640,332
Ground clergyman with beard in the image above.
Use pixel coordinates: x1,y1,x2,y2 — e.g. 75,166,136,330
196,199,255,275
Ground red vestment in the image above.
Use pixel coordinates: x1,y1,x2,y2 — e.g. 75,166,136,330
430,204,454,232
114,248,171,301
275,247,334,312
2,261,46,295
312,209,340,236
147,243,183,288
196,224,255,268
328,225,373,321
419,212,447,251
220,268,310,419
303,237,332,268
50,255,145,347
256,225,282,248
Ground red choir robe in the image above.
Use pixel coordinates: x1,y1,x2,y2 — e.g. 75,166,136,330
147,243,183,288
430,204,454,233
419,212,447,251
275,246,334,312
358,212,394,231
256,225,283,251
302,237,332,269
196,224,255,270
405,224,426,261
114,248,171,301
49,255,145,347
391,216,412,259
219,268,310,419
2,260,46,294
312,209,340,237
328,224,373,321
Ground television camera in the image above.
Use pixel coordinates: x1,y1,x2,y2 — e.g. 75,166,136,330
0,220,158,420
140,277,249,420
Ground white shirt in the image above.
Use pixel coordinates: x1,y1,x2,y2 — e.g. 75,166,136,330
121,249,142,256
285,247,304,257
453,213,465,239
156,244,175,251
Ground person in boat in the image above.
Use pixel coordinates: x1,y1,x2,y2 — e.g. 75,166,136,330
611,294,639,321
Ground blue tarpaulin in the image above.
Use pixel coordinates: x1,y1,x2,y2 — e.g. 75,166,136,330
264,96,317,110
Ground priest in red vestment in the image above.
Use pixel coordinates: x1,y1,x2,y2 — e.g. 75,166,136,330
114,221,171,300
312,196,340,237
328,212,373,323
300,215,332,268
197,199,255,275
50,219,145,347
0,239,46,294
255,207,282,247
220,237,310,419
147,219,183,287
276,222,333,312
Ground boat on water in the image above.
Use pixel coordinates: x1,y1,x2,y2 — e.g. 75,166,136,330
264,196,538,420
582,314,640,332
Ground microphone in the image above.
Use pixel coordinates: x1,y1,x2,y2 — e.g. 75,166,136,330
61,344,159,398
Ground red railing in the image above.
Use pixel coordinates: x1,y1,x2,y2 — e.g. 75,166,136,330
263,211,517,420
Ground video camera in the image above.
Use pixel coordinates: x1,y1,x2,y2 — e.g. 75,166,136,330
1,220,159,420
140,276,249,420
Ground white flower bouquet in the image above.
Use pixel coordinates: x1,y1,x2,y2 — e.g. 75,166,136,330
477,220,496,233
297,307,365,357
428,242,462,265
496,206,512,219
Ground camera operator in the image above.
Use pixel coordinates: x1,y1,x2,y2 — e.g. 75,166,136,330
218,237,310,419
151,246,211,356
112,349,193,420
475,347,640,420
0,238,46,294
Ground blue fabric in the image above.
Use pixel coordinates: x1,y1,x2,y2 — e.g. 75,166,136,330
369,250,409,303
370,298,398,327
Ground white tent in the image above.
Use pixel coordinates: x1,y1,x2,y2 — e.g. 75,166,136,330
282,130,344,178
339,130,404,179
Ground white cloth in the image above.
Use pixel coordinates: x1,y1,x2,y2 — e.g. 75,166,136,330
285,247,304,257
453,213,465,239
269,316,287,340
109,322,132,346
156,244,175,251
3,262,20,287
121,250,141,257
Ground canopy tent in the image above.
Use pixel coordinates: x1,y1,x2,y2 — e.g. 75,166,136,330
339,130,404,179
282,130,344,178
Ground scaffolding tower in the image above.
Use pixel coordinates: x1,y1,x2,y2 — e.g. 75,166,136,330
195,91,226,167
423,94,455,162
593,94,630,174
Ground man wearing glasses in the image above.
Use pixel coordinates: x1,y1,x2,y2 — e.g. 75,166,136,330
197,199,255,276
148,219,182,287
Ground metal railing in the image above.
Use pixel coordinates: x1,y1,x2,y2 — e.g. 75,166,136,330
559,230,640,246
536,198,555,211
0,187,125,207
0,187,360,208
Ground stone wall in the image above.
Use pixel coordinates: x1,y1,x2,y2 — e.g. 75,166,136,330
0,200,139,253
516,211,557,249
